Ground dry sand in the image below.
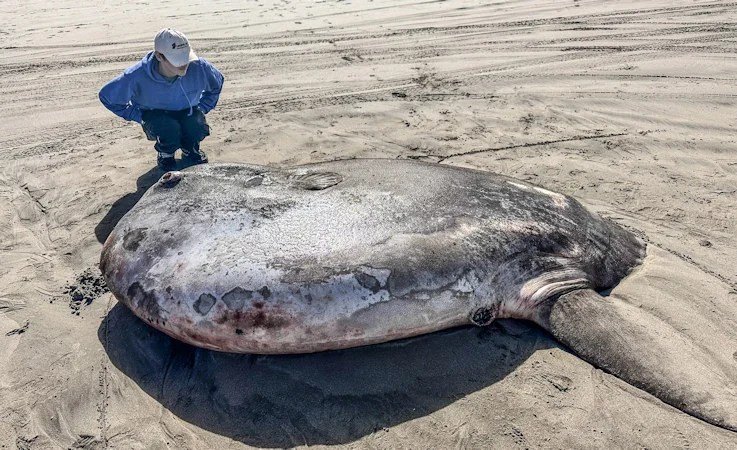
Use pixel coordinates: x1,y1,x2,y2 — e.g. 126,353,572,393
2,0,737,448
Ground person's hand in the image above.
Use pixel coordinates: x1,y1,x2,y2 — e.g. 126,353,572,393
140,111,156,140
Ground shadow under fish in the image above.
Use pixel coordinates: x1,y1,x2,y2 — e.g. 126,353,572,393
100,303,545,446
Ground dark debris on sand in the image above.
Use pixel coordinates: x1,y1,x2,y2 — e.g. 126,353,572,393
65,268,109,315
5,321,29,336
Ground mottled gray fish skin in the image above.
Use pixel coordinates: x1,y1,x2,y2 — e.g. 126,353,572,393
100,159,644,353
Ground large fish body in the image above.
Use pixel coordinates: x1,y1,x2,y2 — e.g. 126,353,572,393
101,159,737,431
101,159,641,353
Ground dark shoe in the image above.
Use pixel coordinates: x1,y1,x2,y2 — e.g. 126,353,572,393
182,149,208,165
157,154,177,172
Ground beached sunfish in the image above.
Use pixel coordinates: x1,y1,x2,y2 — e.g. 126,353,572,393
100,159,736,432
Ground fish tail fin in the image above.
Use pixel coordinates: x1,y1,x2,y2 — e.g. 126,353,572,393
536,288,737,432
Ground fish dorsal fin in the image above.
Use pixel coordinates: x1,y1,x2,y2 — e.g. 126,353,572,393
290,171,343,190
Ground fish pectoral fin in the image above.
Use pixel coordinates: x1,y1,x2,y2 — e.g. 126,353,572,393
536,288,737,432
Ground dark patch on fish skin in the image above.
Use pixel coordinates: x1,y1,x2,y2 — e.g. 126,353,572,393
253,301,265,309
194,293,216,315
470,305,498,326
235,329,244,335
122,228,147,251
222,287,253,310
255,200,296,219
214,310,240,325
538,230,573,254
211,165,266,178
127,282,161,320
251,310,290,329
258,286,271,299
214,308,291,330
355,273,381,294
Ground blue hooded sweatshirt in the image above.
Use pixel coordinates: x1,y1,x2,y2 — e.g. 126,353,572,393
99,51,224,123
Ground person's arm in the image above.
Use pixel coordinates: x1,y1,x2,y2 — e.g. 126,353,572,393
99,73,143,123
197,59,225,114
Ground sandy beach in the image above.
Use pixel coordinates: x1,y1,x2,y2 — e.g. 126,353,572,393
2,0,737,447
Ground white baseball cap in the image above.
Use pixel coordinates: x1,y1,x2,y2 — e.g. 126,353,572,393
154,28,198,67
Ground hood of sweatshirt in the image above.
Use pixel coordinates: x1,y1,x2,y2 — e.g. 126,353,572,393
141,51,178,84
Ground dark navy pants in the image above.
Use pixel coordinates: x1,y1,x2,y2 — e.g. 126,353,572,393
141,107,210,155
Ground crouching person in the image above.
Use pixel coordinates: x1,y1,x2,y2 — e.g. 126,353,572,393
99,28,224,171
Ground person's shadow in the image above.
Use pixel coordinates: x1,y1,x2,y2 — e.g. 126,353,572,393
95,167,161,244
95,161,203,244
100,304,549,447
